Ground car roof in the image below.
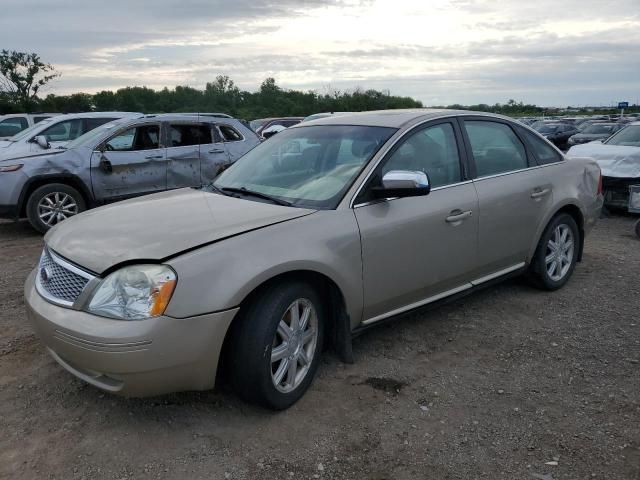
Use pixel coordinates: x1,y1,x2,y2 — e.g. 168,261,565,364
294,108,500,129
143,114,240,122
48,111,142,120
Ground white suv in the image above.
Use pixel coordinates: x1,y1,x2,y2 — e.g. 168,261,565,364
0,113,58,140
0,112,142,160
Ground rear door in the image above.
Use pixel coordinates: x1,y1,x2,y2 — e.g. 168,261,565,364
199,124,231,183
461,118,554,277
90,122,167,201
166,122,215,189
354,120,479,323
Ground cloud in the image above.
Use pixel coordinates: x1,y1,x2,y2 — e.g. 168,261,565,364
2,0,639,106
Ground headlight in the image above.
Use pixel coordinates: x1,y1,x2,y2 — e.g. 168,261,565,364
0,164,23,172
86,265,177,320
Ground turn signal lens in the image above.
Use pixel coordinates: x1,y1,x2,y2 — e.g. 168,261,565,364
597,173,603,196
150,279,177,317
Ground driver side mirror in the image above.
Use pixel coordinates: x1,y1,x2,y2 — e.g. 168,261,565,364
34,135,50,149
372,170,431,199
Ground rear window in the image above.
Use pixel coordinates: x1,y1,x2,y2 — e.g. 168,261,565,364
219,125,243,142
169,124,213,147
520,129,562,165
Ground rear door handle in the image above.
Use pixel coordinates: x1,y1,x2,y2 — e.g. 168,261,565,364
145,155,163,160
209,148,225,154
446,210,473,223
531,188,550,199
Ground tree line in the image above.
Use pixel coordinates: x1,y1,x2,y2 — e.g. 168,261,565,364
0,50,636,119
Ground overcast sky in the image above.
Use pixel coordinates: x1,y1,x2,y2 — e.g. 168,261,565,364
2,0,639,106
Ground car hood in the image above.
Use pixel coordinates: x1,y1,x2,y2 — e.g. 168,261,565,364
45,188,316,274
566,143,640,178
0,140,12,149
0,147,69,164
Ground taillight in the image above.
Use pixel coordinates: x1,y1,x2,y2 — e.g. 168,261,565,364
597,173,603,195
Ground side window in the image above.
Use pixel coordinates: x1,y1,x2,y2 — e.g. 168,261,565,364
381,122,462,188
219,125,243,142
520,129,562,165
169,124,213,147
40,119,83,142
0,117,28,136
105,125,160,151
85,117,116,132
33,116,51,124
464,121,528,177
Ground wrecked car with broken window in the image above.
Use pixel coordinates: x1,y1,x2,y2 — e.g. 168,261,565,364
0,114,260,232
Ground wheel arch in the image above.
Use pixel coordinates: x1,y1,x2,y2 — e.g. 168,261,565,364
18,174,94,217
530,201,585,263
217,269,354,383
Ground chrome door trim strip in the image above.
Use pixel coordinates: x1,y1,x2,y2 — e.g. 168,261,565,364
470,262,526,286
362,283,472,325
361,262,527,326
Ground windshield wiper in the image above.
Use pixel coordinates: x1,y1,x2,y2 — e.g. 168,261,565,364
221,187,292,207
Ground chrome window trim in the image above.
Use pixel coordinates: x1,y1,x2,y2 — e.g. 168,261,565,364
472,161,563,182
362,262,526,325
35,247,96,309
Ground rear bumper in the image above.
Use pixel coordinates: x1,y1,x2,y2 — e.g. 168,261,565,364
24,269,238,397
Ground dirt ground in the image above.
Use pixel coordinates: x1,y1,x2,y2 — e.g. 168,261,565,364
1,215,639,480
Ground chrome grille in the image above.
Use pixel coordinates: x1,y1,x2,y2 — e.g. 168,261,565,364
36,248,94,306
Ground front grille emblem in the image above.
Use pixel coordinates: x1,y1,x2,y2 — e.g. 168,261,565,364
40,266,52,283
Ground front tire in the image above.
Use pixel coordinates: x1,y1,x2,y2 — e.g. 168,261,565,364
26,183,86,233
229,281,325,410
529,213,580,290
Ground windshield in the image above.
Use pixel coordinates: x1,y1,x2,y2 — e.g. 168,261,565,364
9,117,55,141
537,125,559,134
65,120,128,149
212,125,396,209
582,124,615,134
604,125,640,147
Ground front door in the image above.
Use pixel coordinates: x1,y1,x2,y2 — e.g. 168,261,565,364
354,121,479,323
461,119,553,276
90,123,167,201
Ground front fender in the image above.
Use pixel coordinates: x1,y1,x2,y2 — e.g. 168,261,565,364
165,209,364,328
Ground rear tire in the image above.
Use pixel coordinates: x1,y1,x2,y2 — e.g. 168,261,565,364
228,281,325,410
528,213,580,290
26,183,86,234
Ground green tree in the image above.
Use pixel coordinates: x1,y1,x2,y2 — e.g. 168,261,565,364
0,50,59,111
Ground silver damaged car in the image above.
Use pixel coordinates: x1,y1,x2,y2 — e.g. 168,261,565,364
25,110,604,409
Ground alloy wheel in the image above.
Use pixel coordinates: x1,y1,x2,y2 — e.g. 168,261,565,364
545,224,574,281
271,298,319,393
37,192,79,227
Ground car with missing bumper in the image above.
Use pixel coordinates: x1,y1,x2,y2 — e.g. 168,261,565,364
0,114,259,232
25,109,603,410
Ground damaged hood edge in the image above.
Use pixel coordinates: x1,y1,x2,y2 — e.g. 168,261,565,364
45,188,317,274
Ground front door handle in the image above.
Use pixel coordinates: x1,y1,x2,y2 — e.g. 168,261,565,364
445,210,473,223
531,188,550,199
145,154,163,160
209,148,225,154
